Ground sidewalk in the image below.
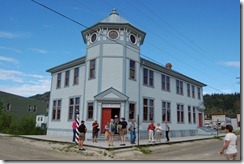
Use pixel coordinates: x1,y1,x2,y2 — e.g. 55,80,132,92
18,133,225,150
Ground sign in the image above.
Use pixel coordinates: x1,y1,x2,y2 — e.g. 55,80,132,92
102,104,120,108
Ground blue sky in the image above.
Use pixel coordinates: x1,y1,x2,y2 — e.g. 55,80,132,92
0,0,241,97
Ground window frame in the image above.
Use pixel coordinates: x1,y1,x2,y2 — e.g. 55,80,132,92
162,101,171,122
57,72,62,89
73,67,79,85
89,59,96,79
129,60,136,80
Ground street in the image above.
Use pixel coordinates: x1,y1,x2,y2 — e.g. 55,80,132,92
0,135,240,160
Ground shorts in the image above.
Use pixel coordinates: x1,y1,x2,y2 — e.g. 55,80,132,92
121,128,127,135
92,130,98,138
109,131,114,136
79,133,86,140
226,153,237,160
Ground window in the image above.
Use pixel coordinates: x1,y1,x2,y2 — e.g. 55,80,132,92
33,106,37,112
129,103,135,120
192,85,195,98
64,70,70,87
6,103,11,111
89,59,96,79
90,33,97,43
193,107,196,124
52,100,61,120
130,34,136,44
176,80,183,95
87,102,94,119
68,97,80,120
73,67,79,85
177,104,184,123
143,68,148,85
143,98,154,121
143,68,154,87
188,106,191,123
162,74,170,91
28,105,32,112
187,83,191,97
197,87,201,100
129,60,136,80
162,101,171,122
57,73,62,88
108,30,119,40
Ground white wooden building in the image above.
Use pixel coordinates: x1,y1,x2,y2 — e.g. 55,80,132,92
46,9,207,139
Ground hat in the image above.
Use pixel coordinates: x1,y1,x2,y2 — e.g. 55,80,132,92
114,115,118,118
81,120,85,123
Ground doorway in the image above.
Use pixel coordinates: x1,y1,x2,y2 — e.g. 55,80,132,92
101,108,120,134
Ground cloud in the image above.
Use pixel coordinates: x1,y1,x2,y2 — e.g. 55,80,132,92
220,61,240,67
29,48,48,54
0,79,51,97
0,46,22,53
0,69,48,83
0,31,30,39
0,69,51,97
0,56,19,64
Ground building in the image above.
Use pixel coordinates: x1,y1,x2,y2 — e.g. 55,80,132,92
46,9,207,139
0,91,48,123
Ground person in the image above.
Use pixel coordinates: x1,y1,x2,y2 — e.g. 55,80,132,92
147,120,155,143
104,122,110,142
108,118,115,146
92,120,99,143
72,120,77,142
120,117,128,146
128,119,136,144
114,115,119,135
155,123,163,143
78,120,87,151
219,125,238,160
165,121,170,142
117,120,122,141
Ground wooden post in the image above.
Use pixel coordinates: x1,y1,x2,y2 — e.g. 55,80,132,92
137,114,140,145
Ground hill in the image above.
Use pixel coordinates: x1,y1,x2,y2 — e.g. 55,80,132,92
29,91,50,104
29,92,240,118
204,93,240,118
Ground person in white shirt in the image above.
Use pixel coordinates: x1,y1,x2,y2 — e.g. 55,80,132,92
155,123,163,143
219,125,238,160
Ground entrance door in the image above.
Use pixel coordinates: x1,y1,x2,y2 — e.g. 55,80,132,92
198,113,203,127
101,108,111,134
101,108,120,134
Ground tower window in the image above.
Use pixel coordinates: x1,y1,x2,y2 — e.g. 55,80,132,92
130,34,136,44
108,30,119,40
90,33,97,43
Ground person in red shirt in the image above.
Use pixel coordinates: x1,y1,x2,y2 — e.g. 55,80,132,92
92,120,99,143
72,120,77,142
147,120,155,143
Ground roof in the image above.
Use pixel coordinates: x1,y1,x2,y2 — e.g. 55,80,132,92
46,56,86,73
81,9,146,44
100,8,130,24
141,58,207,87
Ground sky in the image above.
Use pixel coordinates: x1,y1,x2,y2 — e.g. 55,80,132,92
0,0,241,97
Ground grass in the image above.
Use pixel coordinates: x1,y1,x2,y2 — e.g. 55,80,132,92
137,146,152,154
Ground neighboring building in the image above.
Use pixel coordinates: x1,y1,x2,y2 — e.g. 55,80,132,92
46,9,207,139
212,114,226,129
0,91,48,123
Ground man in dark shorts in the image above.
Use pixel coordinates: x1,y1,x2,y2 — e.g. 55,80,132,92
78,120,87,151
120,117,127,146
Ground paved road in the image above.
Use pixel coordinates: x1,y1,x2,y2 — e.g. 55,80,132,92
131,136,241,160
0,135,240,160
